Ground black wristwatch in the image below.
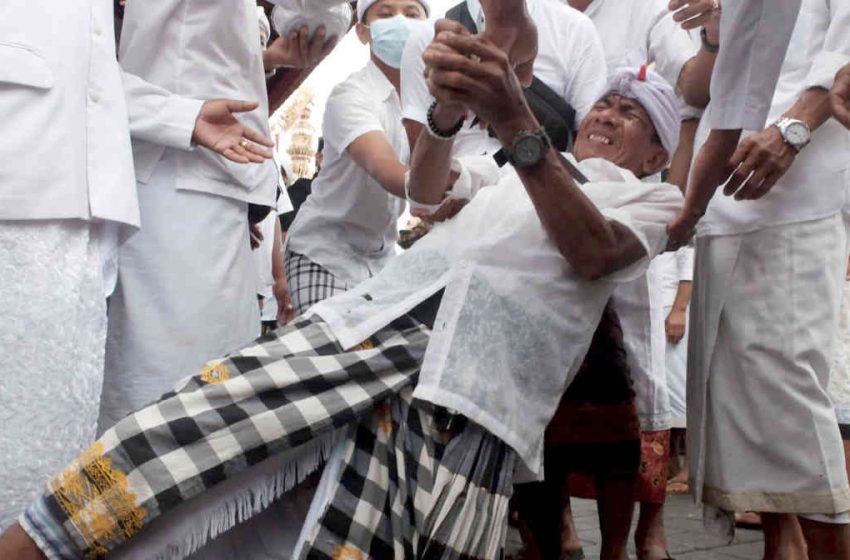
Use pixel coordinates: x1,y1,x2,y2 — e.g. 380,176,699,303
503,128,551,169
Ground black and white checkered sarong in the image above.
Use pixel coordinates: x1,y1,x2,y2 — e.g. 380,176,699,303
301,388,516,559
26,311,516,559
284,249,350,315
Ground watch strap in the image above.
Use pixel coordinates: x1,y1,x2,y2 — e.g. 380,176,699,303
504,127,552,169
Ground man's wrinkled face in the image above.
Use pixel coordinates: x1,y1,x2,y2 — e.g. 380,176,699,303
573,94,669,177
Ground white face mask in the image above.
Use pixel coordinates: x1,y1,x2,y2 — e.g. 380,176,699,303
366,15,424,69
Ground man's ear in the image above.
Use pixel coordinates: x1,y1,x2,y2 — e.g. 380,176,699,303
355,22,371,45
642,144,669,177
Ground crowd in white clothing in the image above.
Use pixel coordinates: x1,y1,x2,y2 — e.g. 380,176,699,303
3,0,850,559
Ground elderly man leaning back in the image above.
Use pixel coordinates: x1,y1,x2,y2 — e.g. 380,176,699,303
0,14,686,560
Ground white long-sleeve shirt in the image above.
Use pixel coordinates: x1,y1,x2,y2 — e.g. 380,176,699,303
119,0,279,206
698,0,850,237
313,155,683,474
708,0,802,130
0,0,139,226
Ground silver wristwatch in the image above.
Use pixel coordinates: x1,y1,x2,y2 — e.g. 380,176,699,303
773,117,811,152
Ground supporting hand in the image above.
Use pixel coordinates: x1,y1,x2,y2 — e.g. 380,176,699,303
831,64,850,129
192,100,275,164
722,126,796,200
264,25,338,70
666,128,740,249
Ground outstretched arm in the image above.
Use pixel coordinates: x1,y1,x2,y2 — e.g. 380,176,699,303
424,32,648,279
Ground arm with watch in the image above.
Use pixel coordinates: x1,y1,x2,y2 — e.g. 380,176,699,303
720,92,827,201
420,27,648,279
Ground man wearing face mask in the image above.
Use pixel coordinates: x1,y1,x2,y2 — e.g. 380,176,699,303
283,0,430,315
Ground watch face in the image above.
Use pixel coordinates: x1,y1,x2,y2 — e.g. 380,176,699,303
784,121,810,146
515,135,543,165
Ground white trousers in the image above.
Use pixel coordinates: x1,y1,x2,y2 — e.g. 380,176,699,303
98,157,260,432
689,215,850,514
0,220,106,530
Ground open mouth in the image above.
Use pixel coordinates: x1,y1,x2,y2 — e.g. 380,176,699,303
588,133,613,146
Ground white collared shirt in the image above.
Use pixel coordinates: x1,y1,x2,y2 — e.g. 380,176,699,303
708,0,802,130
697,0,850,237
583,0,698,90
119,0,278,206
312,155,683,474
0,0,138,227
287,61,409,285
401,0,607,157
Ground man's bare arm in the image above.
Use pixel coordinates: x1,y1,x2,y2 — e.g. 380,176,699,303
492,107,647,280
0,523,47,560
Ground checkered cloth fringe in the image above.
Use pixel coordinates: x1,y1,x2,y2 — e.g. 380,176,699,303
284,249,350,315
301,388,517,560
23,315,430,560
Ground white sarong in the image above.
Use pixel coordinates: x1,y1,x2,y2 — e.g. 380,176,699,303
688,214,850,514
830,280,850,426
0,220,107,530
97,155,260,433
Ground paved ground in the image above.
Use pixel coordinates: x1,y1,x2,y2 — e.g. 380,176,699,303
569,494,764,560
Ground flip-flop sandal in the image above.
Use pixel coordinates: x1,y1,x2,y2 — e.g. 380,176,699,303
734,511,763,530
666,481,690,494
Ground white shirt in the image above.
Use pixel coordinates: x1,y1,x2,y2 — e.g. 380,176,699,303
0,0,138,226
615,261,670,430
287,62,409,285
583,0,697,89
655,247,694,309
119,0,278,206
709,0,802,130
312,155,683,473
400,0,607,157
697,0,850,237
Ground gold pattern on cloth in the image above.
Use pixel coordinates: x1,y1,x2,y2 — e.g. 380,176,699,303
350,338,376,352
49,441,146,559
376,401,394,434
200,362,231,384
332,544,364,560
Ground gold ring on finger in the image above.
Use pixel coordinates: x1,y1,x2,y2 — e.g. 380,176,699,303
239,139,251,149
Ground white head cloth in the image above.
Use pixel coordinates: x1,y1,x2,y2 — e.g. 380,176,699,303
357,0,431,21
271,1,353,42
257,7,271,49
603,66,680,159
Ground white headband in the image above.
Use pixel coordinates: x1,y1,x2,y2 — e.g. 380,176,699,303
357,0,431,21
603,66,681,160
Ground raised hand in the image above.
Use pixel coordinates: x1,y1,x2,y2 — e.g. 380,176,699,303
478,0,538,86
424,31,528,132
669,0,720,45
191,100,274,164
